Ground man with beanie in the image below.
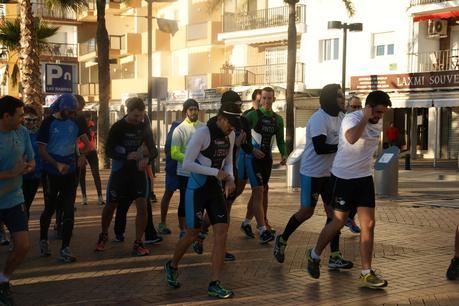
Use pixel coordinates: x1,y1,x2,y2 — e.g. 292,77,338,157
307,90,392,289
164,102,241,299
37,94,90,263
171,99,204,237
273,84,353,272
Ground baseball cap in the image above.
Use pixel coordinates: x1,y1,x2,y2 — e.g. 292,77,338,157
218,102,241,129
221,90,242,106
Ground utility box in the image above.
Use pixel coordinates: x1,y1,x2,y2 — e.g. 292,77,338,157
287,145,305,188
374,146,400,196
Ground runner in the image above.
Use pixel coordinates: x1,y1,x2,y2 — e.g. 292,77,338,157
170,99,204,238
273,84,353,271
158,119,182,235
242,87,287,243
22,105,42,220
306,90,391,289
164,102,241,298
38,94,90,263
95,97,157,256
0,96,34,306
446,225,459,280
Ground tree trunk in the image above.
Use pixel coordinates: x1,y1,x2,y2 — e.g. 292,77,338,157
96,0,111,169
285,0,298,155
19,0,43,114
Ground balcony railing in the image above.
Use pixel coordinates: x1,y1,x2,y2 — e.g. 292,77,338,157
41,43,77,58
81,0,122,11
409,49,459,73
222,5,306,33
32,1,77,20
221,62,304,86
410,0,450,6
79,35,124,56
78,83,99,96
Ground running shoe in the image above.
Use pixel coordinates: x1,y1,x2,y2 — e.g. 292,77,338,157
0,282,13,306
151,193,158,203
158,223,172,235
192,239,204,255
224,252,236,262
359,270,388,288
95,232,108,252
39,240,51,257
133,240,150,256
144,236,163,244
240,223,255,239
273,235,287,263
446,257,459,280
179,231,186,239
113,233,125,242
82,196,88,206
259,229,274,244
164,260,180,288
98,196,105,206
345,217,361,234
60,247,76,263
0,226,9,246
328,252,354,270
208,281,234,299
307,248,321,279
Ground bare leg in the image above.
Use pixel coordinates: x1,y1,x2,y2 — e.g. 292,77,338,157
251,187,266,228
135,198,148,241
245,195,254,220
357,207,376,270
160,190,174,224
3,231,29,278
315,210,348,255
171,229,200,268
101,202,117,234
455,225,459,258
211,223,229,281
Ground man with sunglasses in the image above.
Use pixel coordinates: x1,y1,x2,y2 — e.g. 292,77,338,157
37,94,90,263
273,84,353,271
347,96,362,112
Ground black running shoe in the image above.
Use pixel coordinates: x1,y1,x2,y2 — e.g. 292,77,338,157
240,223,255,239
224,252,236,262
259,230,274,244
273,235,287,263
0,282,13,306
447,257,459,280
307,248,321,279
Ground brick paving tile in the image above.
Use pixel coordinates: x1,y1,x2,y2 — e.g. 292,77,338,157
1,167,458,305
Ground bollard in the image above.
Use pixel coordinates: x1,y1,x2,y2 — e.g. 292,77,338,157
404,154,411,170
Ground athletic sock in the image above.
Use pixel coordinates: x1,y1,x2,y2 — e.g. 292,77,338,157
242,218,251,226
330,251,341,258
311,248,321,260
361,269,371,276
258,225,267,234
281,214,302,241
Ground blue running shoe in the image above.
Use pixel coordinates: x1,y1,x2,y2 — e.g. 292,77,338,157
208,281,233,299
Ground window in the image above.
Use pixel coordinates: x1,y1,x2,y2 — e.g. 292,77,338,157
373,32,395,57
319,38,339,62
186,75,207,91
187,23,208,41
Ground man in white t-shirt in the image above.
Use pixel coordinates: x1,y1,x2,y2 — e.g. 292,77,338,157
273,84,352,271
306,90,392,289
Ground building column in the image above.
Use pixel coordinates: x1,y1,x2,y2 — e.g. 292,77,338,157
410,108,417,159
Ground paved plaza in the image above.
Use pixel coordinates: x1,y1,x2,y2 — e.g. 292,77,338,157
2,163,459,305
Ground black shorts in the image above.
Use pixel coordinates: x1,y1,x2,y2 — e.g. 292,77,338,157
330,174,375,212
0,204,28,233
185,175,228,229
107,167,149,204
178,175,188,218
300,175,332,208
247,155,273,187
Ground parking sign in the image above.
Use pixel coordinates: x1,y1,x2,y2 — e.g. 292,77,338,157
45,63,74,93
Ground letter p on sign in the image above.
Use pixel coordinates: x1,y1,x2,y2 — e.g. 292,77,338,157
46,65,63,85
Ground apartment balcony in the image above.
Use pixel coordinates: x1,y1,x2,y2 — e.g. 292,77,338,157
408,0,459,14
120,33,141,56
41,43,78,61
409,49,459,72
219,5,306,45
32,1,78,24
78,82,99,102
220,62,304,87
77,0,96,22
410,0,452,6
141,30,170,53
78,35,123,62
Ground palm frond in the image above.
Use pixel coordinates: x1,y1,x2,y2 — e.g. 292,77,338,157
11,62,19,87
342,0,355,17
0,19,21,53
44,0,87,13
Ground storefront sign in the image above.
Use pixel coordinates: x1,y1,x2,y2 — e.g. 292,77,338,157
351,70,459,91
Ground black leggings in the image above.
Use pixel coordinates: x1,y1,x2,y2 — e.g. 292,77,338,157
114,177,157,240
40,172,76,249
23,178,40,219
79,150,103,198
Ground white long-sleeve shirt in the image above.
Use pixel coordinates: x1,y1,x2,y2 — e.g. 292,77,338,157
182,125,235,180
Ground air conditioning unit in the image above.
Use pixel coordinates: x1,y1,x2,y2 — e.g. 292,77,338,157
428,19,447,38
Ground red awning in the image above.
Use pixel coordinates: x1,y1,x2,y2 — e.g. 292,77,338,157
414,10,459,22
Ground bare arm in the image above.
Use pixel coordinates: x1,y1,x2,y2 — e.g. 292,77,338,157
345,107,372,144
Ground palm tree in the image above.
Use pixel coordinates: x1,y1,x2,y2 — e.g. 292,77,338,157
0,18,59,88
18,0,86,112
96,0,111,168
284,0,354,154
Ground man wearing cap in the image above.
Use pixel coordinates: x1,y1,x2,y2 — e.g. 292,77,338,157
170,99,204,237
37,94,90,263
164,102,241,299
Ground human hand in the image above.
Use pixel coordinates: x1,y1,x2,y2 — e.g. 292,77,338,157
363,106,373,121
137,158,149,171
279,158,287,166
217,170,230,181
56,162,69,175
224,179,236,198
252,149,265,159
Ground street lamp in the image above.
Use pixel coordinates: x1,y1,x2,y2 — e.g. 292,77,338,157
327,21,362,94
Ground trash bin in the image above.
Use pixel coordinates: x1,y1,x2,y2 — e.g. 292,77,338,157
287,145,305,188
374,146,400,196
